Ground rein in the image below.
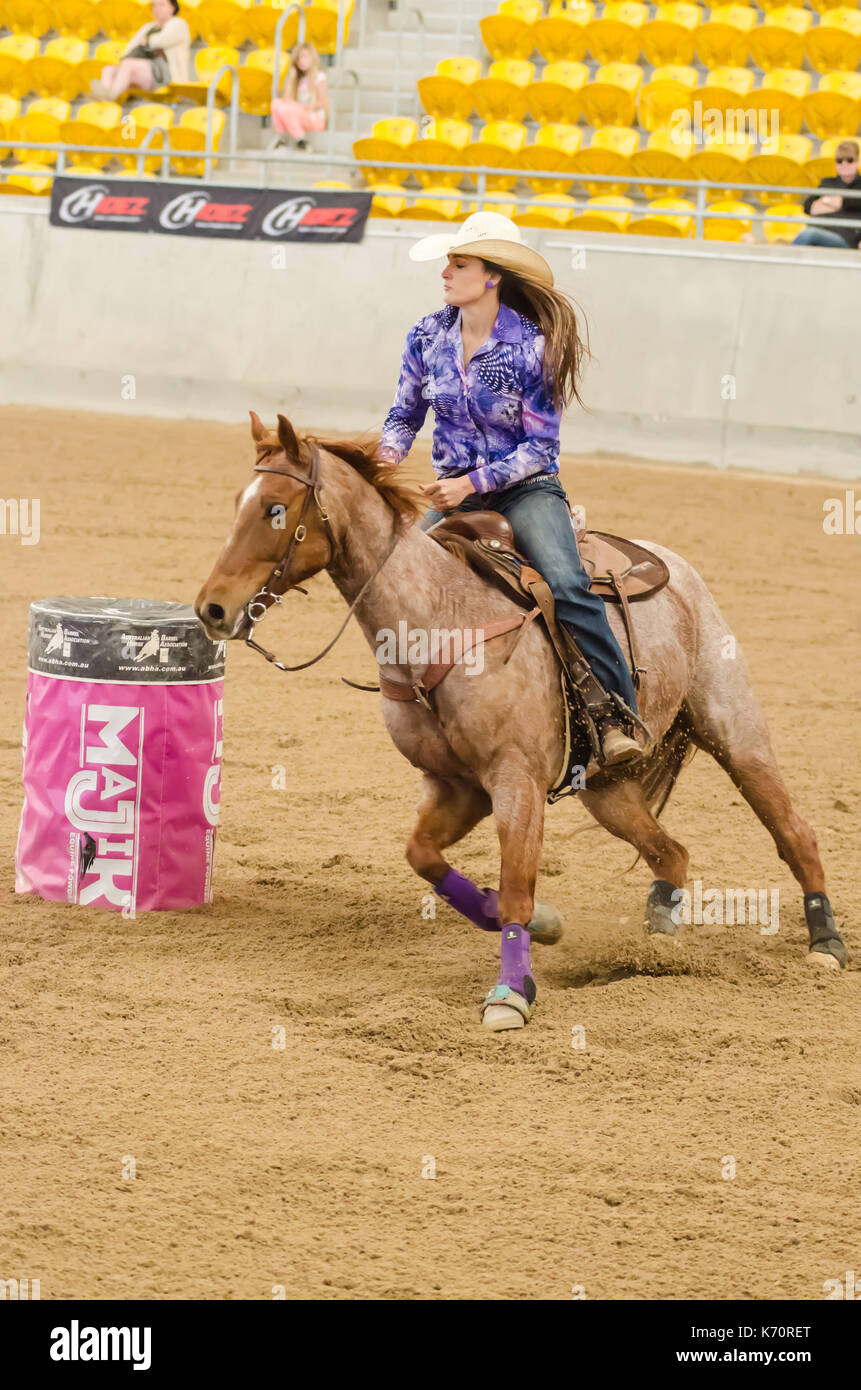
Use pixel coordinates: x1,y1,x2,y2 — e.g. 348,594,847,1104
243,442,400,673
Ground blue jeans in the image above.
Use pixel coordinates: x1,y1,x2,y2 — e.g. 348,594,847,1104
421,475,638,715
792,228,850,248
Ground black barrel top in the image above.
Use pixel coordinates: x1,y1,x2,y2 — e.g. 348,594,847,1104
28,598,226,683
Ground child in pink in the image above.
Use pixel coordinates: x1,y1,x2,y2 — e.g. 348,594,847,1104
271,41,329,146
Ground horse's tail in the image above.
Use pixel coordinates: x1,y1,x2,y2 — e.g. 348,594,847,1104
641,706,696,822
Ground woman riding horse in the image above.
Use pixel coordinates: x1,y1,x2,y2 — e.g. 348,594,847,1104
378,211,642,769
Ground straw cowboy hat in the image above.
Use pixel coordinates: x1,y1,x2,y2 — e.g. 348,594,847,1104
409,211,554,287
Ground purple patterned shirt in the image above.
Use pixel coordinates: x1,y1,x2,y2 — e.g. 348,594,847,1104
380,302,561,494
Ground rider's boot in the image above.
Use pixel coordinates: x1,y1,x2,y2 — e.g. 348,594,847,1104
596,714,644,768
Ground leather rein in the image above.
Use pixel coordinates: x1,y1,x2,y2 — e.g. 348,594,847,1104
243,442,399,673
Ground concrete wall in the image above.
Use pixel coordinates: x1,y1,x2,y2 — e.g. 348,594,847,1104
2,200,860,477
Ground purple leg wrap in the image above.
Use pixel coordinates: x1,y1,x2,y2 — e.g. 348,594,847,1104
499,923,535,1002
435,867,500,932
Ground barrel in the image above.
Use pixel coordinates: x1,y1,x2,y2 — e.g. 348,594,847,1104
14,598,226,913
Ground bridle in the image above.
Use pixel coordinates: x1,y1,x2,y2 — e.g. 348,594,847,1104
242,441,400,673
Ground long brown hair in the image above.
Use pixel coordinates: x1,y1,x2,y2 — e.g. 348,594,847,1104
283,41,321,100
482,260,591,413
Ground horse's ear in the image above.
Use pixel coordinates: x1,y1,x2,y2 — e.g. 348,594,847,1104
249,410,268,443
276,413,301,461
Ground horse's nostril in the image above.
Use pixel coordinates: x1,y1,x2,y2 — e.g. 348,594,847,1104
207,603,226,623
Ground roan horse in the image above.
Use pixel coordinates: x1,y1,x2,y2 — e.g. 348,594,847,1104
194,414,848,1030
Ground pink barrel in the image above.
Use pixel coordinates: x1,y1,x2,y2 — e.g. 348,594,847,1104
15,598,226,913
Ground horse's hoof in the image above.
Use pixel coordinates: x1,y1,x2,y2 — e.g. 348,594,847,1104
480,984,532,1031
527,901,563,945
804,894,848,970
644,878,681,936
806,941,847,971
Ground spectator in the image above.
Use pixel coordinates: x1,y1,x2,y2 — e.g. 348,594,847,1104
90,0,190,102
271,42,329,150
794,140,861,249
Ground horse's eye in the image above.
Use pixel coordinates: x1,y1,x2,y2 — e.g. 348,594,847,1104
265,504,285,519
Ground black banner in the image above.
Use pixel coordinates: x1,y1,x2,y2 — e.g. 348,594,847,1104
49,177,371,242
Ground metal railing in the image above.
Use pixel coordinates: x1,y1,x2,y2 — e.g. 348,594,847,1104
272,3,307,105
326,68,361,161
205,64,239,179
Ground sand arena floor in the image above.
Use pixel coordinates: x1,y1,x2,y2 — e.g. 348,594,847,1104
1,405,859,1301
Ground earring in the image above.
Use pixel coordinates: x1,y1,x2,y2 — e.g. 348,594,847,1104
486,280,495,289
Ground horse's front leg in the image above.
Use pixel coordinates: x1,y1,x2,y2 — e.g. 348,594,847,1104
481,759,547,1032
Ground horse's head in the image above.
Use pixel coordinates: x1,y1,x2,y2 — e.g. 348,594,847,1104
194,411,333,641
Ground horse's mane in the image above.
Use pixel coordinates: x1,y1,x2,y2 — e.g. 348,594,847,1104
308,434,420,523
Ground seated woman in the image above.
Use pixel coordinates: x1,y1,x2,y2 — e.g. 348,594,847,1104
270,42,329,151
90,0,190,102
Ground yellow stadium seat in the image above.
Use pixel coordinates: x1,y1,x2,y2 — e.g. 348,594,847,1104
746,133,813,202
11,109,61,166
689,132,754,198
704,197,754,239
353,118,418,186
194,0,253,48
808,0,852,11
586,2,649,64
526,60,589,123
763,200,805,241
465,119,527,190
520,122,583,192
578,62,642,127
409,118,471,188
238,49,276,116
97,0,151,41
27,96,71,120
25,37,88,102
305,0,355,57
641,4,702,67
806,133,857,182
171,47,240,104
749,68,810,138
535,2,595,63
118,101,173,173
570,193,634,230
0,96,21,154
571,124,639,194
805,9,861,74
515,192,576,227
801,71,861,139
4,0,52,37
400,185,462,220
364,182,407,218
3,163,54,193
697,65,755,121
53,0,102,40
418,57,482,121
79,41,126,94
247,0,300,49
168,106,225,177
695,7,757,69
630,129,693,197
472,59,534,122
749,7,812,72
632,196,696,235
637,64,697,133
459,199,519,219
480,0,542,60
60,99,123,167
0,35,40,99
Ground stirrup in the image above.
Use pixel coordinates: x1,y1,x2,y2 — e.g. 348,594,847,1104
479,984,533,1023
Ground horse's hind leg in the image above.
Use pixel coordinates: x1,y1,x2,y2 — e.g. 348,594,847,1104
685,680,847,970
578,779,691,935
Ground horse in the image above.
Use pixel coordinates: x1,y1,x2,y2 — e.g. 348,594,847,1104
194,413,848,1031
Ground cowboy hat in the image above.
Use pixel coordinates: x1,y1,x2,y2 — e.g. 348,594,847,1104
408,211,554,287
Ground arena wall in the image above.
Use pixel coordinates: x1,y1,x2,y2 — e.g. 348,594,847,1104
2,202,860,477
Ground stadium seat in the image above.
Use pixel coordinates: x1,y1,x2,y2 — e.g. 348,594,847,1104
763,200,805,241
0,96,21,154
586,2,649,64
640,4,702,68
418,57,482,121
366,182,408,218
459,199,519,219
97,0,152,42
26,96,71,121
750,68,810,138
52,1,104,42
480,0,542,61
637,64,697,133
4,0,52,38
305,0,355,57
704,197,754,240
168,106,225,177
534,2,595,64
238,49,276,117
515,192,576,227
465,119,527,189
79,41,126,95
578,63,642,128
353,118,418,186
409,118,471,188
569,193,634,230
749,7,812,72
246,0,300,49
571,124,639,194
400,185,462,220
25,37,88,102
805,9,861,74
694,7,757,69
689,133,754,198
194,0,254,48
119,102,173,173
520,123,583,193
696,65,755,120
526,61,589,124
171,47,240,104
11,107,62,166
746,133,813,203
632,196,696,236
800,71,861,139
3,163,54,194
60,99,122,167
0,35,40,99
472,59,534,122
630,129,694,198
